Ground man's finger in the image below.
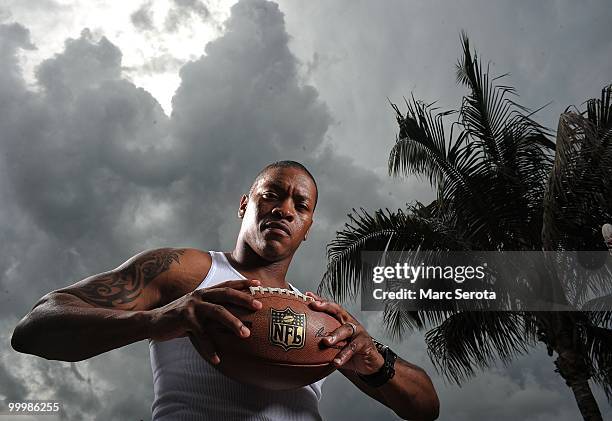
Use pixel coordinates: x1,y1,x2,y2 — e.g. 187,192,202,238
305,291,324,301
198,303,251,338
188,332,220,365
324,323,358,345
213,279,261,291
332,340,361,367
201,287,262,310
308,299,343,318
184,309,221,364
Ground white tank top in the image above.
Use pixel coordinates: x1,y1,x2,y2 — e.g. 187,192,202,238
149,251,325,420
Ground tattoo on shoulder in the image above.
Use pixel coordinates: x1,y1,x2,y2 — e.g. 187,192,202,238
70,248,186,308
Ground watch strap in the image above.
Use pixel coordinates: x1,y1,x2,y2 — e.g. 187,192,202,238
357,340,397,387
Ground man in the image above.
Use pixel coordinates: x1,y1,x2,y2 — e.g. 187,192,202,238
11,161,439,420
603,223,612,254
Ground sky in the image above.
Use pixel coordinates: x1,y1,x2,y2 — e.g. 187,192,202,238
0,0,611,420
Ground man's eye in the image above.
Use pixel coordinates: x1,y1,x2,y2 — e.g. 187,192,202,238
262,193,277,199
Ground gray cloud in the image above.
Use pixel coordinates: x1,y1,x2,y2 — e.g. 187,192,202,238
130,53,187,75
278,0,612,176
131,0,214,34
164,0,211,32
0,1,395,419
1,0,611,420
0,8,12,23
0,0,69,35
130,1,155,32
0,352,28,401
0,21,36,57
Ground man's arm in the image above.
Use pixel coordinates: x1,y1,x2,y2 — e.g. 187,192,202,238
11,292,153,362
306,294,439,420
52,248,192,310
340,358,440,421
12,246,262,363
10,248,202,361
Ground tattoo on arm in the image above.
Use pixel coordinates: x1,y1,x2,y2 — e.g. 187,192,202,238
68,248,185,308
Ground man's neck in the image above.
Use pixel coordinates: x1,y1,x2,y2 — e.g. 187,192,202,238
225,248,292,289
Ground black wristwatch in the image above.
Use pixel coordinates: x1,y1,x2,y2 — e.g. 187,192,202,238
357,339,397,387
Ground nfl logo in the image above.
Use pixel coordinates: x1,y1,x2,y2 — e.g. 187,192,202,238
269,307,306,351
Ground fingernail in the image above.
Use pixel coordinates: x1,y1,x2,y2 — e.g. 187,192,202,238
241,325,250,337
212,355,220,365
326,335,335,344
252,300,262,309
333,358,341,365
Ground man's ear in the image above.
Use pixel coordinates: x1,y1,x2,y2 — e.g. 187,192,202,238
303,226,311,241
238,194,248,219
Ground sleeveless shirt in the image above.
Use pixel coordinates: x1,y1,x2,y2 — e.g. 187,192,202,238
149,251,325,420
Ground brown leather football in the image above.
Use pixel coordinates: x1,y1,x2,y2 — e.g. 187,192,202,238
208,286,345,390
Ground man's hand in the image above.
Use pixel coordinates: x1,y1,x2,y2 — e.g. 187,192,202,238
306,291,440,420
148,279,262,365
305,292,384,375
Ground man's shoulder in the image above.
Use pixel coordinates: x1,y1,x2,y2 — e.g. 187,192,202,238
177,247,212,265
132,247,212,271
171,247,213,279
153,247,213,302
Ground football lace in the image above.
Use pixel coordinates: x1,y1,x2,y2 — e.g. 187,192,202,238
248,286,315,302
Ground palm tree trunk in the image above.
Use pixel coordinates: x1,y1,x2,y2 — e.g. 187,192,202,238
535,269,604,421
554,343,603,421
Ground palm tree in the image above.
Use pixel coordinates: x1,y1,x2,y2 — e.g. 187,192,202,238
320,33,612,420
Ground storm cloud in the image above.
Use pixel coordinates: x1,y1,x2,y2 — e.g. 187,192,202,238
165,0,211,32
0,1,393,419
1,0,611,420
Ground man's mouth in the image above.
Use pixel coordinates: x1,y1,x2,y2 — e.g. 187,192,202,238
263,221,291,236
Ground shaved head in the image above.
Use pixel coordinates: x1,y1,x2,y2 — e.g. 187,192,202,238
249,161,318,209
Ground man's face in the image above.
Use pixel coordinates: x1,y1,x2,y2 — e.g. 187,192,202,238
238,167,316,261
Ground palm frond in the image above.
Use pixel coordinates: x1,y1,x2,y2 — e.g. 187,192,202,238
320,32,612,409
425,311,535,384
586,311,612,330
454,32,555,248
319,206,469,302
587,84,612,146
579,323,612,399
389,97,502,247
389,97,463,192
542,86,612,251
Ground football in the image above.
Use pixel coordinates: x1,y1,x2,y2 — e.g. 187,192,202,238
208,286,345,390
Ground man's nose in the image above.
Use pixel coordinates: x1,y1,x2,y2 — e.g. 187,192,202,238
272,201,295,220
